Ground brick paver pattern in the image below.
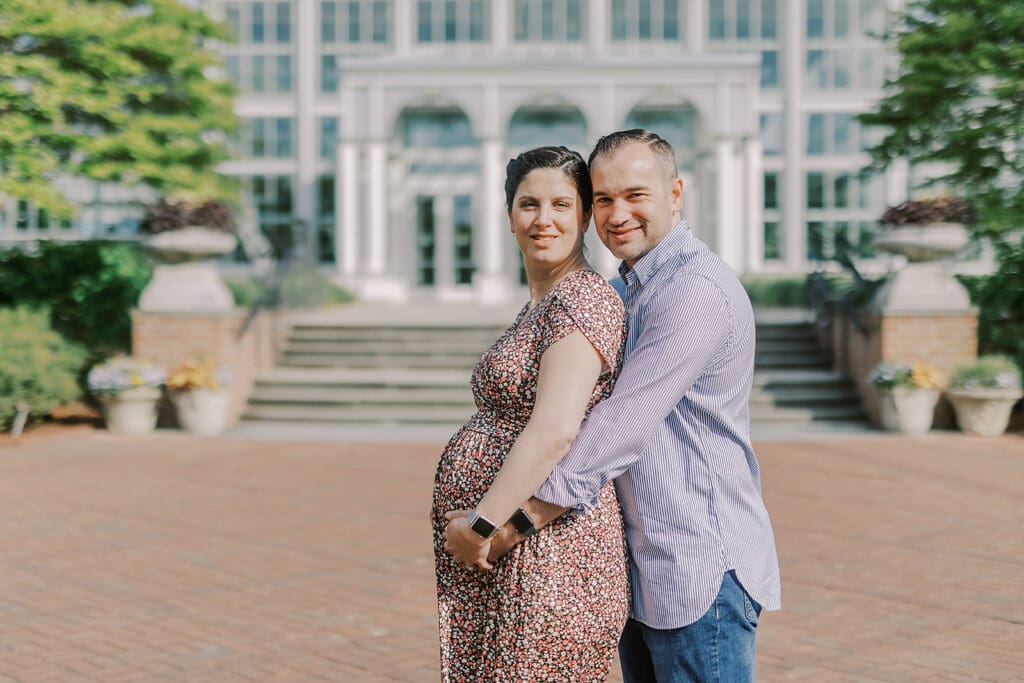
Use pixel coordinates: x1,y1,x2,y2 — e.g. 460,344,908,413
1,430,1022,682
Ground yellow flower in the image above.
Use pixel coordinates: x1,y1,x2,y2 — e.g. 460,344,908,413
167,359,222,391
909,362,945,390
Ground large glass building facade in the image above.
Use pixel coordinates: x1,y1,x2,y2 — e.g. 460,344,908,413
0,0,910,303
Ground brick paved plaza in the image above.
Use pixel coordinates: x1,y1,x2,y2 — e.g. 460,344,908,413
1,428,1022,682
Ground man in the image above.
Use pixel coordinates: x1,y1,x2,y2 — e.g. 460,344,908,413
446,129,780,682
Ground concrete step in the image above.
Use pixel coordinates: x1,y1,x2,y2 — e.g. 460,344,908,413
749,404,867,423
280,352,479,369
249,385,474,404
242,403,476,424
284,339,494,354
290,325,504,342
753,354,831,370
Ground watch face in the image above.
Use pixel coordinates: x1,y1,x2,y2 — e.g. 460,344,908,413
470,515,498,538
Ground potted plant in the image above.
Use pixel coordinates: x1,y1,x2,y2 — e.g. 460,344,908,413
137,198,239,313
166,358,232,437
875,196,973,261
87,357,166,434
869,361,945,435
945,355,1023,437
871,196,974,312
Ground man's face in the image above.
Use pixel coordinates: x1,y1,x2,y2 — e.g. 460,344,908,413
590,142,683,267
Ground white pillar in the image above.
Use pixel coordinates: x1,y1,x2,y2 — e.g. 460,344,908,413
337,141,360,278
886,159,911,207
782,0,805,270
492,0,509,51
366,140,387,275
476,137,509,302
744,137,764,273
360,139,405,301
394,0,412,55
590,0,608,52
590,82,620,278
716,138,743,271
295,0,316,239
687,0,705,52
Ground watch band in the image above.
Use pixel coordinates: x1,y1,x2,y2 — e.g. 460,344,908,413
509,508,538,537
467,510,500,539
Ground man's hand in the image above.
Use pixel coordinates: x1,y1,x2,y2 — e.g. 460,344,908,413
443,512,492,570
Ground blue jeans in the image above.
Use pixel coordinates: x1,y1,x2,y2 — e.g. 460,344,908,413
619,571,761,683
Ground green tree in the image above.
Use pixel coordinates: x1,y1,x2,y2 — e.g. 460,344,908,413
0,0,238,218
860,0,1024,234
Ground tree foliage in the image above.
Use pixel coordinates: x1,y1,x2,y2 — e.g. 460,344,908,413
860,0,1024,233
0,0,238,218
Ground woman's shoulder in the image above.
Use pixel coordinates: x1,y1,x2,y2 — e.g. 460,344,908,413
550,270,625,318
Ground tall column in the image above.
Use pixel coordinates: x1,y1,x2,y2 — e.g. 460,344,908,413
885,158,910,207
336,141,360,278
295,0,317,242
687,0,705,53
366,140,387,276
394,0,412,55
491,0,509,51
476,137,509,303
715,138,743,271
590,82,619,279
744,137,765,273
589,0,608,52
782,0,805,270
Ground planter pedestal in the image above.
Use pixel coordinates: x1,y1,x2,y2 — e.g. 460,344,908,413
138,227,237,314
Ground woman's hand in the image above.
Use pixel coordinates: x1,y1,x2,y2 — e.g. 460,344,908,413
443,512,493,570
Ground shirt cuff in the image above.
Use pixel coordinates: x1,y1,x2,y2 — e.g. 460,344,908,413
535,464,601,513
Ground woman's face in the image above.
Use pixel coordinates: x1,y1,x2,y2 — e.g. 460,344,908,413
509,168,590,270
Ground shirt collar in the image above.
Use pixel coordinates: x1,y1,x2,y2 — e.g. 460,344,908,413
618,219,693,288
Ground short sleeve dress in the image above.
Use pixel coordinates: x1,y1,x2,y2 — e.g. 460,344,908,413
431,269,630,682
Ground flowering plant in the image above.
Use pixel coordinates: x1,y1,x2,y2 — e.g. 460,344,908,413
87,356,166,396
166,359,231,391
869,362,945,391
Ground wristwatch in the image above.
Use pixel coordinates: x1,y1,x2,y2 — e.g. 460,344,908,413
509,508,539,537
467,510,500,539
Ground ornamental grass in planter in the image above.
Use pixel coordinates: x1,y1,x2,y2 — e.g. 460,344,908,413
945,355,1023,437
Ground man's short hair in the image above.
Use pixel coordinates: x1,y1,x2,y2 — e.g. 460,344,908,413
588,129,679,186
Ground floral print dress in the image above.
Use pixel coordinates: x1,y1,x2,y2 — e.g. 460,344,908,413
431,269,630,683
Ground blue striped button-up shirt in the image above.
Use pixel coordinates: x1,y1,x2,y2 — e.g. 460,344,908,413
535,220,781,629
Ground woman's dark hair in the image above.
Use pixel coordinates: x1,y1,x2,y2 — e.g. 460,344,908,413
504,146,593,212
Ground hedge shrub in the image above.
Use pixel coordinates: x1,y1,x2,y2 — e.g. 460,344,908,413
958,237,1024,373
0,307,88,430
0,241,152,355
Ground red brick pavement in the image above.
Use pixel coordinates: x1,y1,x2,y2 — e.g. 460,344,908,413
0,429,1022,682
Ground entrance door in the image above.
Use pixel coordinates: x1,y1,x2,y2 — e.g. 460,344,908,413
413,193,476,297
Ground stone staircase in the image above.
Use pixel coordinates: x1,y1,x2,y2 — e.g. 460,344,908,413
240,308,867,433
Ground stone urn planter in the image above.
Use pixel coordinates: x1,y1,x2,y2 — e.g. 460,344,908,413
946,389,1023,437
170,388,230,437
98,387,162,435
945,355,1023,436
878,387,941,436
137,200,238,313
870,362,945,435
166,359,232,436
87,357,166,435
870,198,973,313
